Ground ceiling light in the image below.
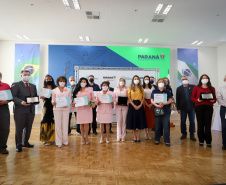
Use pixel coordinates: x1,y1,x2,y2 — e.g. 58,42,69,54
155,4,163,14
144,38,149,43
138,38,143,43
23,34,30,39
79,36,84,41
85,36,90,41
163,5,173,15
16,34,23,39
192,40,199,45
72,0,80,9
62,0,70,9
196,41,203,45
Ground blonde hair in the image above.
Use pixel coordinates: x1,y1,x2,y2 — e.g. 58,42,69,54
131,75,142,92
115,77,127,89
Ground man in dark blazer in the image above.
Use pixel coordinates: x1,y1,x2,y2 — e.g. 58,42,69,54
176,76,196,141
11,70,38,152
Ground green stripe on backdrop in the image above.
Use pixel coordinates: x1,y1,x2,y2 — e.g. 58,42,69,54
106,46,170,78
186,62,198,78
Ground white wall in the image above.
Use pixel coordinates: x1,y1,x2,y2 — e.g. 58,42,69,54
0,40,219,113
217,43,226,88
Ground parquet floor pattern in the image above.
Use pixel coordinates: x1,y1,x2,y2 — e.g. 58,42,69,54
0,115,226,185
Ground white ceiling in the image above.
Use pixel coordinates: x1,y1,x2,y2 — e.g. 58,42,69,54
0,0,226,47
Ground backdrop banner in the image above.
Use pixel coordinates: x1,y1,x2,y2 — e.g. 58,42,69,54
177,48,198,86
49,45,170,86
14,44,40,87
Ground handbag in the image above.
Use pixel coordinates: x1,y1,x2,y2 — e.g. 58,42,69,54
153,106,165,116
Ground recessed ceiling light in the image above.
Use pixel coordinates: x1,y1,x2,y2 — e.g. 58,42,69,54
196,41,203,45
72,0,80,9
144,38,149,43
23,34,30,39
138,38,143,43
62,0,70,9
155,4,163,14
163,5,173,15
79,36,84,41
16,34,23,39
85,36,90,41
192,40,199,45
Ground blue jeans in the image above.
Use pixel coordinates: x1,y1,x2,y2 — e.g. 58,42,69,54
155,114,170,143
180,110,195,135
220,106,226,146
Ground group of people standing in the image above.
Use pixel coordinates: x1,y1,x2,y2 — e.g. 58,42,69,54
1,70,226,155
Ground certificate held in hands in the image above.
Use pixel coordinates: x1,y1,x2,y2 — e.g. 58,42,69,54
74,96,88,107
118,96,128,106
200,92,214,100
0,90,13,100
56,97,70,108
26,96,39,104
100,94,112,103
40,88,52,98
154,94,167,103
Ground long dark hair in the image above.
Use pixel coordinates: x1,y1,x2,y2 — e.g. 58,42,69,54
143,75,152,89
73,77,89,98
100,81,109,90
43,74,56,89
163,77,171,89
198,74,213,93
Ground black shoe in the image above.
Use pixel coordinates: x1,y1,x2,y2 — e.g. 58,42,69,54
22,143,34,148
16,147,22,152
207,144,212,148
190,135,197,141
93,131,98,135
180,134,187,140
199,143,204,146
110,130,113,134
0,148,9,154
222,145,226,150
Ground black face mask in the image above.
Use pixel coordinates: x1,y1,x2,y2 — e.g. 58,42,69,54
150,80,154,84
46,81,53,85
89,78,94,83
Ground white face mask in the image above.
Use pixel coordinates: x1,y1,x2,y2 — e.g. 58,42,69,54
158,83,164,88
201,79,208,84
102,86,108,91
70,81,76,86
59,82,65,87
119,81,125,86
182,80,189,85
144,80,149,84
80,82,86,87
22,75,30,82
134,80,139,84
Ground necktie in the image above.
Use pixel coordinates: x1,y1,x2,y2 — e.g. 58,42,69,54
25,83,31,94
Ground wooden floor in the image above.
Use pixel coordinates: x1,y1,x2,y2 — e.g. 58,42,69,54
0,114,226,185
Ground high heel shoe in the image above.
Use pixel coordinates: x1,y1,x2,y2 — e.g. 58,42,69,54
100,140,104,144
106,139,110,144
86,142,90,145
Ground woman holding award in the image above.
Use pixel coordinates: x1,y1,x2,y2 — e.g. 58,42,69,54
52,76,72,148
72,77,95,145
126,75,147,142
40,74,56,146
191,74,216,147
114,78,128,142
96,81,115,144
143,76,155,140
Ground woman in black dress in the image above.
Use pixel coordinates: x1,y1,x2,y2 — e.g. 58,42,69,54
40,74,57,145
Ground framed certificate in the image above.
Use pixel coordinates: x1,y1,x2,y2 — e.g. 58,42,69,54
39,88,52,98
26,96,39,104
200,92,214,100
154,94,167,103
56,97,70,108
0,90,13,101
100,94,112,103
74,96,88,107
118,96,128,106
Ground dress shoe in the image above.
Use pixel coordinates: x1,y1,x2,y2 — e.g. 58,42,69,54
137,140,140,142
207,144,212,148
155,142,159,145
165,143,171,147
199,143,204,146
133,140,137,142
93,131,98,135
180,134,187,140
22,143,34,148
222,145,226,150
16,147,22,152
0,148,9,154
110,130,113,134
190,135,197,141
106,140,110,144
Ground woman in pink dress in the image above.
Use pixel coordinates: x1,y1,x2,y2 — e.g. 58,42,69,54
96,81,115,144
114,78,128,142
72,77,95,145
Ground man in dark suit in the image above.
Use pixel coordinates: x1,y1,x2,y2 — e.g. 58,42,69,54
176,76,196,141
11,70,37,152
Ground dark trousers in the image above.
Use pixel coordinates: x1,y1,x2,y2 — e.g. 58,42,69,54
155,113,170,143
180,109,195,135
0,105,10,149
14,112,35,148
89,106,97,132
195,105,213,144
69,112,80,133
220,106,226,147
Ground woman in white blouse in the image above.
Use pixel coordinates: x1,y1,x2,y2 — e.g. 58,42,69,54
114,78,128,142
143,75,155,139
